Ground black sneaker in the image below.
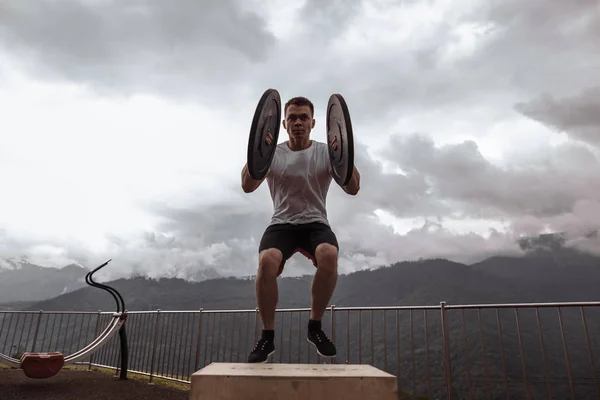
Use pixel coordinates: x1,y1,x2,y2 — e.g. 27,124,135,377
247,337,275,363
307,329,336,358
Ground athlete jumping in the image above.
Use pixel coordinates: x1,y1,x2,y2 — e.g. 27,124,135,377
241,96,361,363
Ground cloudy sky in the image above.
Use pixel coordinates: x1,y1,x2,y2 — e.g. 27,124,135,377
0,0,599,281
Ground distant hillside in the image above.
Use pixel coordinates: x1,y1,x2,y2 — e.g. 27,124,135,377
0,301,36,311
0,262,89,303
2,230,597,307
21,252,600,312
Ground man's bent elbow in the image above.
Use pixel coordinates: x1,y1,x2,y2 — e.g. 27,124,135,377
343,185,360,196
241,178,263,193
242,184,255,193
343,167,360,195
241,165,261,193
241,180,257,193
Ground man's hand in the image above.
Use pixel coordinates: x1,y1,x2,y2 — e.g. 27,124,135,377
329,134,338,151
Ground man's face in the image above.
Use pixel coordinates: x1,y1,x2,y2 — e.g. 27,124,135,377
283,104,315,140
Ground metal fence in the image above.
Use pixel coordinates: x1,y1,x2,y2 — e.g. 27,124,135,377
1,301,599,399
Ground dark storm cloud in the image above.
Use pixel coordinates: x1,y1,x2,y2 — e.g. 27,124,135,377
299,0,364,44
466,0,599,94
515,86,600,147
324,141,453,222
1,0,596,123
284,0,600,125
152,192,273,245
379,132,600,220
0,0,277,105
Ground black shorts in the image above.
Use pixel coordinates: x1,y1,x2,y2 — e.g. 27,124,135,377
258,222,339,273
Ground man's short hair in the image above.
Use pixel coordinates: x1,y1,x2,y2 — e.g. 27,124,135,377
284,96,314,117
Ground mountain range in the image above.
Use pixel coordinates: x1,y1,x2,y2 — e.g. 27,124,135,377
0,261,88,304
1,232,599,310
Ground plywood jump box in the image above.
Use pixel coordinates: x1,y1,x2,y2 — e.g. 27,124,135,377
190,362,398,400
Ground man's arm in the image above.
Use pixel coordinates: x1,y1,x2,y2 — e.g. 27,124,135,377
341,166,360,195
241,163,266,193
328,136,360,195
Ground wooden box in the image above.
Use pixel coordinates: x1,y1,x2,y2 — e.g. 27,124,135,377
190,362,398,400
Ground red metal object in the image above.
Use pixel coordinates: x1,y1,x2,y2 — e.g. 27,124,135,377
20,352,65,379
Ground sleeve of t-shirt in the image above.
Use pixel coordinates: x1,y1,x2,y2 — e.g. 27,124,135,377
321,142,332,175
266,147,280,179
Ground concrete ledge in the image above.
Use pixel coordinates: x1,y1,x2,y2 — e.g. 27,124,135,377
190,362,398,400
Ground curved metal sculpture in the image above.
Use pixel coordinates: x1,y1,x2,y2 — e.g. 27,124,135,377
0,259,128,379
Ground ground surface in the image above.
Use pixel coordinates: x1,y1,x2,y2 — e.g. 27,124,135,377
0,368,189,400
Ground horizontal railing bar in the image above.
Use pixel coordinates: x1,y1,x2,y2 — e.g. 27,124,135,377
333,305,441,311
446,301,600,309
184,309,259,314
125,310,203,314
0,311,111,315
124,305,443,314
4,300,600,315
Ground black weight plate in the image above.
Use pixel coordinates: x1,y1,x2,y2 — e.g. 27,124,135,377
326,93,354,187
247,88,282,180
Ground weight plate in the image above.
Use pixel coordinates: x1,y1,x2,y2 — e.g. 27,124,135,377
326,93,354,187
247,88,282,180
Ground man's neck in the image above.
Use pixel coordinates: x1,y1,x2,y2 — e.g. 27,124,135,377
287,139,312,152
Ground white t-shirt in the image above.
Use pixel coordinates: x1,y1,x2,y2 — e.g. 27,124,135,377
265,140,332,226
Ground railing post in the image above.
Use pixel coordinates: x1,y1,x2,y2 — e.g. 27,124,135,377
330,305,336,364
254,307,259,343
440,301,453,399
30,311,43,352
149,309,161,384
88,311,102,370
117,310,128,380
194,309,204,372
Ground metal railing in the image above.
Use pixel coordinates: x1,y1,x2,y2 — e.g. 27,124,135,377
1,301,599,399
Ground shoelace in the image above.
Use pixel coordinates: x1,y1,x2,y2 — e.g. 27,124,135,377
311,330,331,343
253,338,270,351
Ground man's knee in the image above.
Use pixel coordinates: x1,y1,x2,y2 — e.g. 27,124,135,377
315,243,338,271
258,248,283,279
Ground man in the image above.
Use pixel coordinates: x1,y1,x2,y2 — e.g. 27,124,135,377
241,96,360,363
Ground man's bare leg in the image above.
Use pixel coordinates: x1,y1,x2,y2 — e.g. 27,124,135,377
307,243,338,358
310,243,339,321
256,249,282,330
247,248,282,363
